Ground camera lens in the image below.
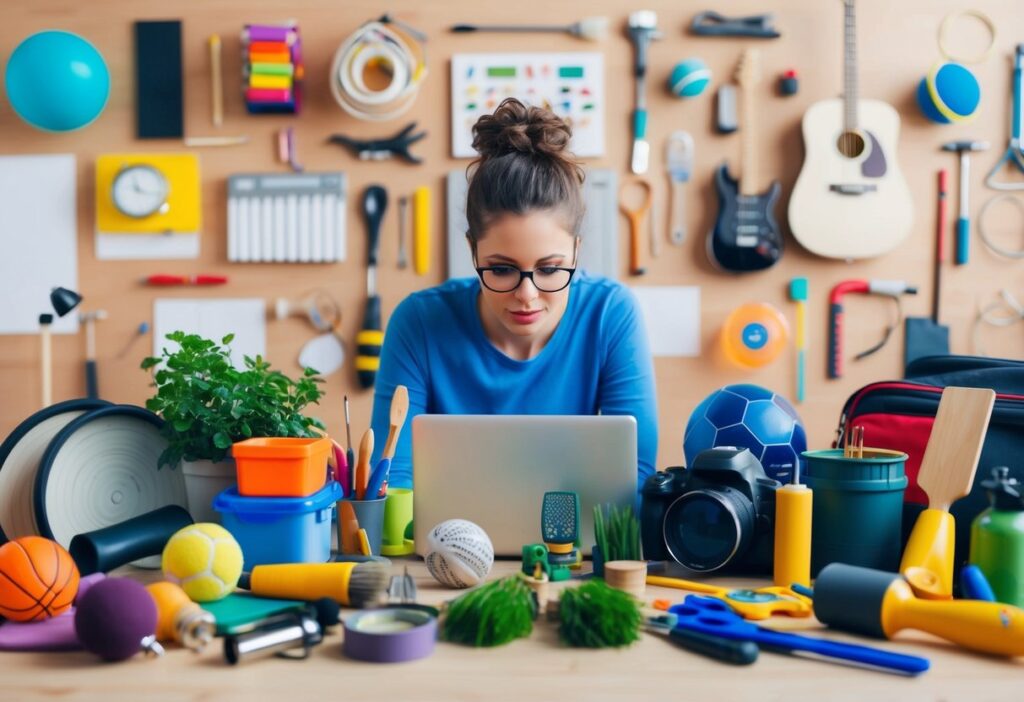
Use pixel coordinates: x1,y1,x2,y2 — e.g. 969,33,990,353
662,487,756,572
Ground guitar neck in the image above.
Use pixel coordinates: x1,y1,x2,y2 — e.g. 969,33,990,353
843,0,858,132
739,51,759,196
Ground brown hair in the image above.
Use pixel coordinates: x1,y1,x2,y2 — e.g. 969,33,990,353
466,98,585,244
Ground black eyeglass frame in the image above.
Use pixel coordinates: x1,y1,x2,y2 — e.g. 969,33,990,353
474,265,577,293
471,237,580,294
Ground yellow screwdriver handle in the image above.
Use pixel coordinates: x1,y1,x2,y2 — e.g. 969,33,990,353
413,186,430,276
900,508,956,597
886,579,1024,657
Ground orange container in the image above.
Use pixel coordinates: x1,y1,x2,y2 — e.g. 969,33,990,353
232,437,331,497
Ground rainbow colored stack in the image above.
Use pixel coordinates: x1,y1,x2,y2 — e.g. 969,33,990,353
242,23,303,114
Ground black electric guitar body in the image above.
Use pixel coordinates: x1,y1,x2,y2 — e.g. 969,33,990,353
706,48,784,273
708,164,783,272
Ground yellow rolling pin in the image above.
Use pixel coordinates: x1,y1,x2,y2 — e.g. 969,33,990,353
413,185,430,276
815,563,1024,657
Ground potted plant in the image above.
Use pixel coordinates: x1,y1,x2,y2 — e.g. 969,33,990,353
142,331,326,522
592,503,642,578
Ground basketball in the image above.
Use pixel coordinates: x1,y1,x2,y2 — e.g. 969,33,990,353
0,535,81,622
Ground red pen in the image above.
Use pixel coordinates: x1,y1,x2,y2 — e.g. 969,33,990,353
144,274,228,286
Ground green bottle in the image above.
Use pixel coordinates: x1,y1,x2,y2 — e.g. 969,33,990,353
970,467,1024,607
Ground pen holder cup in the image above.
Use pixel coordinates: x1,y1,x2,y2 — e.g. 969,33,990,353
382,488,415,556
802,448,908,576
339,497,386,556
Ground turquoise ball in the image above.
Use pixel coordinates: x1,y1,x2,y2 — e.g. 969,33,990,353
916,62,980,124
669,59,711,99
5,31,110,132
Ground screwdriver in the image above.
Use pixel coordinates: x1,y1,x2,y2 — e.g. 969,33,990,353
356,185,387,389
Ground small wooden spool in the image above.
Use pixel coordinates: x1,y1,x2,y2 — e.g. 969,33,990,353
603,560,647,599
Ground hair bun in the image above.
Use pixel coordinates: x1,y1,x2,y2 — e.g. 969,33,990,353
471,98,573,160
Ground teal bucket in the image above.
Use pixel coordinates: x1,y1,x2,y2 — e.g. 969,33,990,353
802,449,908,576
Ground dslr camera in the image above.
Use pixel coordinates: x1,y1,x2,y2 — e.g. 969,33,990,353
641,447,779,574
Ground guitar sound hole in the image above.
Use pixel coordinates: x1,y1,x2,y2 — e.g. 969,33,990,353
837,131,866,158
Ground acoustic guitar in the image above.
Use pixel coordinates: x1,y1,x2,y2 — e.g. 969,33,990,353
707,49,783,273
788,0,913,260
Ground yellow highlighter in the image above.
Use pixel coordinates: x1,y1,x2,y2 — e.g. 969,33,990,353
413,185,430,276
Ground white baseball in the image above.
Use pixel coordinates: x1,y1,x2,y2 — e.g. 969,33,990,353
424,519,494,589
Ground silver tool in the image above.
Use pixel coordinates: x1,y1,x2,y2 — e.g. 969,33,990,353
398,196,409,269
627,11,661,175
666,132,695,246
986,44,1024,190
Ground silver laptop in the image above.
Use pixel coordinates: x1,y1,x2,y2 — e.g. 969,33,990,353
412,415,638,557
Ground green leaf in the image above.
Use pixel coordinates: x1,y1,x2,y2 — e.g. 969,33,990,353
213,432,233,449
222,333,235,345
172,418,193,432
140,357,161,370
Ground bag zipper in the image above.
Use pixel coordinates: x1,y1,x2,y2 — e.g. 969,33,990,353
836,381,1024,448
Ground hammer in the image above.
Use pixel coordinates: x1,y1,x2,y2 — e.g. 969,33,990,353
80,310,108,399
942,140,989,265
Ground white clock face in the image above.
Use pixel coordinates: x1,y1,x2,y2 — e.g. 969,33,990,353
112,165,170,218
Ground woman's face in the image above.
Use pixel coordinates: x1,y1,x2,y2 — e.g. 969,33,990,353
473,211,578,354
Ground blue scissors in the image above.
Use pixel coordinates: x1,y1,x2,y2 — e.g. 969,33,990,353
669,596,929,675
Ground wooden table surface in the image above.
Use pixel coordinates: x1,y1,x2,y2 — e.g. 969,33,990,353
0,560,1020,702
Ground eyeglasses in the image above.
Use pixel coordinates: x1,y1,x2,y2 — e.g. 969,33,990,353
474,265,577,293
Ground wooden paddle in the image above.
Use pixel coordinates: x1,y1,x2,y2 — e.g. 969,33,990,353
900,386,995,597
382,385,409,460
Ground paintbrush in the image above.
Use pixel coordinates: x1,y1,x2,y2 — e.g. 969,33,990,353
344,395,355,492
382,385,409,459
365,385,410,499
238,562,390,609
355,429,373,500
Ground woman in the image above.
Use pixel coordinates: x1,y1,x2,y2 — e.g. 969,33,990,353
370,98,657,489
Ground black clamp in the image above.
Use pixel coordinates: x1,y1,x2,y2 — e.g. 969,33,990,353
690,11,780,39
327,122,427,164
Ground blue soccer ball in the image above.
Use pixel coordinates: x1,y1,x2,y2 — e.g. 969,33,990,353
683,384,806,482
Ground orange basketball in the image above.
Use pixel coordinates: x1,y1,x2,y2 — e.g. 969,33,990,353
0,536,80,622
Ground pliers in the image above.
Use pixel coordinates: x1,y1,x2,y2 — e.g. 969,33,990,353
327,122,426,164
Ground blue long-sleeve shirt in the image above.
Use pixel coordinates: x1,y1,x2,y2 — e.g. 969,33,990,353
370,273,658,490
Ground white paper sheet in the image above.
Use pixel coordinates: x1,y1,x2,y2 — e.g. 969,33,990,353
96,232,199,260
152,299,266,369
631,286,701,357
0,154,79,334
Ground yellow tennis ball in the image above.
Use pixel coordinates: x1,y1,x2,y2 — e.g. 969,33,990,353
161,523,243,603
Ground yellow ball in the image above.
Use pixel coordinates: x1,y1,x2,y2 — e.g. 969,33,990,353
161,523,243,603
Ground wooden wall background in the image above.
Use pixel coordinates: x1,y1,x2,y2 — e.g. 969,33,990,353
1,0,1022,467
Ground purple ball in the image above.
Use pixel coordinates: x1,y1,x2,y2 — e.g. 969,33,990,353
74,578,156,661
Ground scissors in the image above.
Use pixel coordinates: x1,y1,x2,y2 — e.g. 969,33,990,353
647,575,812,620
669,596,929,675
620,179,653,275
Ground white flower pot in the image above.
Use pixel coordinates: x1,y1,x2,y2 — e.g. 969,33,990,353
180,458,236,524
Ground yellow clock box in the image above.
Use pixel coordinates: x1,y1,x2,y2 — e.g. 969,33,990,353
95,153,201,234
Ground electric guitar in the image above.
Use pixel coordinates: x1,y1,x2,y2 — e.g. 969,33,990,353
708,49,783,273
788,0,913,260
